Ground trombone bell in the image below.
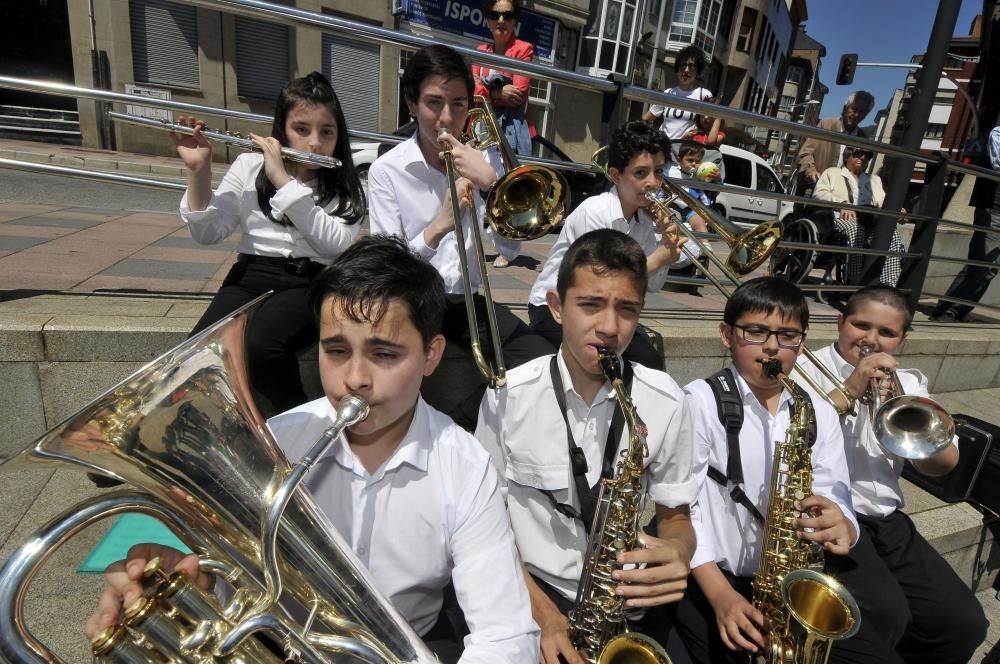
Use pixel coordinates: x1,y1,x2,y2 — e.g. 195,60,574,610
487,164,567,241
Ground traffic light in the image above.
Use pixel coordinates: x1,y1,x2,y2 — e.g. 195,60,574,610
836,53,858,85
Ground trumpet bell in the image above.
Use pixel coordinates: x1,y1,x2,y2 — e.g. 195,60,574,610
873,395,955,459
726,218,783,275
487,164,568,241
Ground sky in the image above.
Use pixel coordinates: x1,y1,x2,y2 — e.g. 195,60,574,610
801,0,984,119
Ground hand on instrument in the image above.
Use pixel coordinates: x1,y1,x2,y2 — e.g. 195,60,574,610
657,220,689,265
794,495,857,554
249,133,292,189
424,177,474,250
536,604,584,664
614,534,691,607
845,351,898,401
438,131,497,191
170,116,213,173
83,543,209,640
709,585,767,653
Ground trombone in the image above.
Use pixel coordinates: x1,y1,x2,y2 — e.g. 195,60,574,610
590,147,783,287
859,344,955,459
439,94,569,388
591,146,860,415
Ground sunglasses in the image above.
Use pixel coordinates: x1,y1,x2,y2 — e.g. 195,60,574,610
486,9,516,20
848,151,873,160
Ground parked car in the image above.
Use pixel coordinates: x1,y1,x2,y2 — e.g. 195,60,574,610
350,140,380,192
713,144,793,226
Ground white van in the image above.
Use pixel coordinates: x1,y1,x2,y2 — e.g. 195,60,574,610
713,144,793,226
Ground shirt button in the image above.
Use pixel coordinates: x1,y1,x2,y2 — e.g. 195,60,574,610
357,546,367,556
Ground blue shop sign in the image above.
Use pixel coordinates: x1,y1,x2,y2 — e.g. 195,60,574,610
403,0,556,60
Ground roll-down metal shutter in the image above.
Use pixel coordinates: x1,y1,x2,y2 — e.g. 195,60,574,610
130,0,200,89
322,34,380,131
235,17,289,100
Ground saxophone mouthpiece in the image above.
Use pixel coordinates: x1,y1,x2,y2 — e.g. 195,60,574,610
762,358,783,379
597,346,621,381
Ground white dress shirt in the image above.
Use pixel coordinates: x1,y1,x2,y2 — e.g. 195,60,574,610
267,397,539,663
179,153,358,262
368,133,513,295
475,352,697,601
684,368,858,577
527,189,670,307
794,344,956,518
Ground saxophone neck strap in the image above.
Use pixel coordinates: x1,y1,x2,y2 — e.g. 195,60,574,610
547,354,634,533
703,367,817,526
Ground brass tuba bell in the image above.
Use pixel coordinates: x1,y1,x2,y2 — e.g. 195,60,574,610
0,295,438,663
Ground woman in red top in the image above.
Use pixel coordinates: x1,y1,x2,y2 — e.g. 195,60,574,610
472,0,535,157
472,0,536,267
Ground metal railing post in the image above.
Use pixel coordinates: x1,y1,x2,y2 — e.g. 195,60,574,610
899,156,947,311
600,74,627,147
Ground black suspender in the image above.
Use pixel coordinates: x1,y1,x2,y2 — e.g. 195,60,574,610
545,354,634,534
703,368,818,525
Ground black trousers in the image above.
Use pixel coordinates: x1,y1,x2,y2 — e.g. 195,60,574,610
675,557,903,664
421,296,554,431
527,304,665,372
932,204,1000,318
827,512,987,664
529,574,691,663
190,258,321,417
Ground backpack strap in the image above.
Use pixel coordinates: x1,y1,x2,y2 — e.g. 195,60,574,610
704,367,745,484
704,368,765,525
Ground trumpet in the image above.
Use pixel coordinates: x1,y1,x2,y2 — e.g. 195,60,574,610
439,95,568,387
109,111,343,168
859,344,955,459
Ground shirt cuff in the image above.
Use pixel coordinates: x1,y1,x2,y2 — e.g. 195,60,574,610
409,229,438,260
269,178,314,218
648,477,699,509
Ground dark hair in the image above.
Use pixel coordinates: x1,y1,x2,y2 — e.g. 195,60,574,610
843,285,913,331
256,72,367,226
724,277,810,330
677,140,705,161
556,229,648,302
308,235,446,346
608,120,671,171
402,45,475,106
674,45,706,75
482,0,520,15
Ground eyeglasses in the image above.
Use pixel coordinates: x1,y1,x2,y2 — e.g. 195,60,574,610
732,324,805,348
847,151,873,161
486,9,516,20
679,62,698,72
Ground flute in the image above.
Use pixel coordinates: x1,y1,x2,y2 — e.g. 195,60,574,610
109,111,342,169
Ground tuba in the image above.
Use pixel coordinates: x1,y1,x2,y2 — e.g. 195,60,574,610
0,295,438,663
753,359,861,664
566,347,671,664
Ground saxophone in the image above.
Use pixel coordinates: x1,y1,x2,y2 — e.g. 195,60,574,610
566,347,672,664
753,359,861,664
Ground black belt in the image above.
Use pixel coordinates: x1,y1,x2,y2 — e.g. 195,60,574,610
236,253,326,278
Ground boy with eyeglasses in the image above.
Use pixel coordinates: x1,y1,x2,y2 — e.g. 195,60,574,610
672,277,895,664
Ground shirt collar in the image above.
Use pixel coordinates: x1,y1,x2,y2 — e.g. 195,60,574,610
607,186,650,225
326,397,433,477
826,342,856,380
730,363,795,411
399,131,437,173
556,347,615,406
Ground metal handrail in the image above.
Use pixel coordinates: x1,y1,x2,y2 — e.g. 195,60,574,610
169,0,997,183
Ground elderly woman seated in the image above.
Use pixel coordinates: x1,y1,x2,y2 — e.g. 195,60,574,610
813,147,906,286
